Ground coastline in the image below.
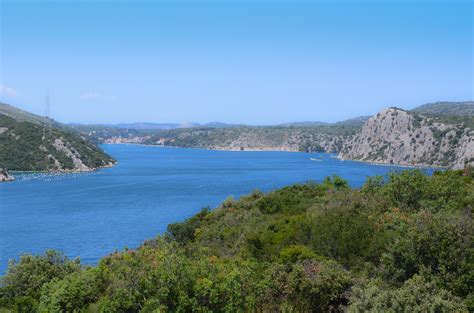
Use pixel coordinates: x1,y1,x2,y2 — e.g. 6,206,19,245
336,156,444,170
103,142,304,152
0,168,14,182
6,161,117,176
104,142,441,169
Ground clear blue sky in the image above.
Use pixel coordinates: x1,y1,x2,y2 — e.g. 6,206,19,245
0,0,472,124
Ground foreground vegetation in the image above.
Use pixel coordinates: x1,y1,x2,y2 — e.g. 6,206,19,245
1,169,473,312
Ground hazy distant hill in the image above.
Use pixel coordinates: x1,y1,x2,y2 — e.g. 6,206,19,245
202,122,245,128
0,102,59,127
411,101,474,116
279,121,328,127
113,122,183,130
68,124,143,144
110,121,245,130
0,104,115,172
335,116,370,127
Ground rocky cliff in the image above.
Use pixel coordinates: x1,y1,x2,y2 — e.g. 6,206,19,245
338,108,474,169
0,168,14,182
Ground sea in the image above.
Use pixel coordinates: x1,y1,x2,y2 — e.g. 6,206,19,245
0,144,429,273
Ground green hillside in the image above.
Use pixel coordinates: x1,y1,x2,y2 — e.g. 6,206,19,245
145,124,360,153
0,102,58,126
335,115,370,127
410,101,474,129
411,101,474,116
0,114,115,171
1,169,472,312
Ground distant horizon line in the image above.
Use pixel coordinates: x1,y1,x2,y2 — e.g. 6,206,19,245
2,99,473,127
67,117,368,127
64,100,474,126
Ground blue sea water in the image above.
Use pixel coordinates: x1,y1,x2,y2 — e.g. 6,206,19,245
0,144,425,274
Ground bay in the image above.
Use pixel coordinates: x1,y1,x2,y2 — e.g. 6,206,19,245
0,144,423,273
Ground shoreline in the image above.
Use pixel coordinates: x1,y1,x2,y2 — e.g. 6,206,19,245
7,161,117,176
103,142,441,169
103,142,329,153
337,157,445,170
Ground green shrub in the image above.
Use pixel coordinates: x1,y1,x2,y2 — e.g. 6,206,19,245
39,269,101,312
1,251,81,301
287,259,352,311
348,275,468,312
380,211,473,297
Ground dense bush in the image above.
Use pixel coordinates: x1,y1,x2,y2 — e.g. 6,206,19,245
348,275,468,312
1,169,472,312
39,269,101,312
0,251,81,311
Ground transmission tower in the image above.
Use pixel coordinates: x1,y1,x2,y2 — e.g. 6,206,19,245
42,90,52,141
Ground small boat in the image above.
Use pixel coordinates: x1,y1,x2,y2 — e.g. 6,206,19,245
309,158,322,162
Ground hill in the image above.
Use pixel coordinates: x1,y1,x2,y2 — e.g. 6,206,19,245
143,124,360,153
106,121,244,130
411,101,474,116
335,115,370,127
64,101,474,169
202,122,245,128
339,108,474,169
1,169,472,311
112,122,183,130
0,105,115,172
67,124,143,144
279,121,328,127
0,102,58,126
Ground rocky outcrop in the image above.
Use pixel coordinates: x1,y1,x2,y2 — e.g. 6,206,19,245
338,108,474,169
52,138,91,171
0,168,14,182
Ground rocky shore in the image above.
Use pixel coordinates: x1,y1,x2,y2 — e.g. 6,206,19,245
0,168,14,182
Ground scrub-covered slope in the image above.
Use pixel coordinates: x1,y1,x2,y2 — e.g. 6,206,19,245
411,101,474,116
0,106,115,172
143,125,359,153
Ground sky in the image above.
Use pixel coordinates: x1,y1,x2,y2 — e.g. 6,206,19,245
0,0,472,124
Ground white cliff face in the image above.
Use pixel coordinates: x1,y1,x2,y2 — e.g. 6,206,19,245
453,134,474,169
53,138,92,171
338,108,474,169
